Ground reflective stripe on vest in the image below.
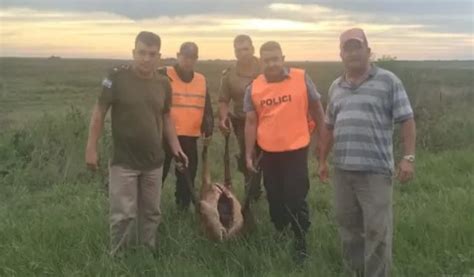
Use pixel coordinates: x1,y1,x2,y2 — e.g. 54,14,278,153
251,68,310,152
167,66,206,137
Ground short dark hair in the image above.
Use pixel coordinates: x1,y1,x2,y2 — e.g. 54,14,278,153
135,31,161,50
179,41,199,56
233,34,253,47
259,41,282,56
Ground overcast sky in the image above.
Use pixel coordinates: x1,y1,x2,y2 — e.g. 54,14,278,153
1,0,473,60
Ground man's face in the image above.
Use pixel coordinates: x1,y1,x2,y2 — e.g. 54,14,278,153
177,53,197,72
340,39,371,72
234,40,254,63
132,40,161,75
260,49,285,78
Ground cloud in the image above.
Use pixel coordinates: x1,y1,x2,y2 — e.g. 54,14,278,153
0,0,262,19
0,1,473,60
1,0,472,34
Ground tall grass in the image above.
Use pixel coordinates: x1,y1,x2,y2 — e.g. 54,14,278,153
0,59,473,276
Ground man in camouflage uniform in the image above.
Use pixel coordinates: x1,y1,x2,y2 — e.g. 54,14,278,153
85,31,187,255
218,34,262,200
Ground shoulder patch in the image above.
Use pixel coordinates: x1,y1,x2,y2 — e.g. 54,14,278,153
107,64,128,76
221,67,231,76
102,78,113,89
105,64,130,80
110,64,130,73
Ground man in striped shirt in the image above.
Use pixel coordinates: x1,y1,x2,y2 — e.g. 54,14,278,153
319,28,416,276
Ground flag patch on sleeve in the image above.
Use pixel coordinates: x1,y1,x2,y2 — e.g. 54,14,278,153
102,78,113,89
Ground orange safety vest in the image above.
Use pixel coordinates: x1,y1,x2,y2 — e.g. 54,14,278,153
251,68,311,152
167,66,206,137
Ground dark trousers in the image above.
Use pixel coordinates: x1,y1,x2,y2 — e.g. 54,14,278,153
162,136,198,209
261,147,310,238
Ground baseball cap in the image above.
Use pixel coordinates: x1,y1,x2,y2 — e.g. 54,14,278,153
340,28,368,49
179,42,198,59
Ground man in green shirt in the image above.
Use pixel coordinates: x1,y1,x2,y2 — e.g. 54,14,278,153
85,31,187,255
218,34,262,200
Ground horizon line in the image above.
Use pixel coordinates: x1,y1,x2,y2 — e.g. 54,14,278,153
1,56,473,63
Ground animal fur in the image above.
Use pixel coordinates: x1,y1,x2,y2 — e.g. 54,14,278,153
198,140,244,241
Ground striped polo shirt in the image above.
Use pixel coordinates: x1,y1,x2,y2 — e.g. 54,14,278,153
325,65,413,174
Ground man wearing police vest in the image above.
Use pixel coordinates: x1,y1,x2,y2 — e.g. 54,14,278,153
159,42,214,211
244,41,326,263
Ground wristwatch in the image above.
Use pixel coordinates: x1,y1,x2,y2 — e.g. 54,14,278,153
403,155,415,162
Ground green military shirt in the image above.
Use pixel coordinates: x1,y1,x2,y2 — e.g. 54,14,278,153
98,65,172,170
218,57,260,119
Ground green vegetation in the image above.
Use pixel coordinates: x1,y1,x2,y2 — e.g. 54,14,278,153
0,58,473,276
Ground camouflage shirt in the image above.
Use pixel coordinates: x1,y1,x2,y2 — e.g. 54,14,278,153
218,57,260,119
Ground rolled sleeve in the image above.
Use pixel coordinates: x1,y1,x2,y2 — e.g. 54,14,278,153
392,77,413,123
305,73,321,102
243,84,255,113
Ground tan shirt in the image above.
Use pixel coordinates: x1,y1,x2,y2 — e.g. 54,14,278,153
218,57,260,119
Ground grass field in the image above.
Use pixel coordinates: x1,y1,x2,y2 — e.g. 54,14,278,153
0,58,473,276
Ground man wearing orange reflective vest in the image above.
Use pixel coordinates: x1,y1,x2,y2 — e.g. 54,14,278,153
244,41,326,264
159,42,214,211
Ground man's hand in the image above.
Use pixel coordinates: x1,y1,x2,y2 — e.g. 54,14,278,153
173,148,189,170
246,156,258,173
85,148,99,171
219,117,231,136
397,159,414,183
318,160,329,183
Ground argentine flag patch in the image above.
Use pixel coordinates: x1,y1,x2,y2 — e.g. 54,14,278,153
102,78,113,89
